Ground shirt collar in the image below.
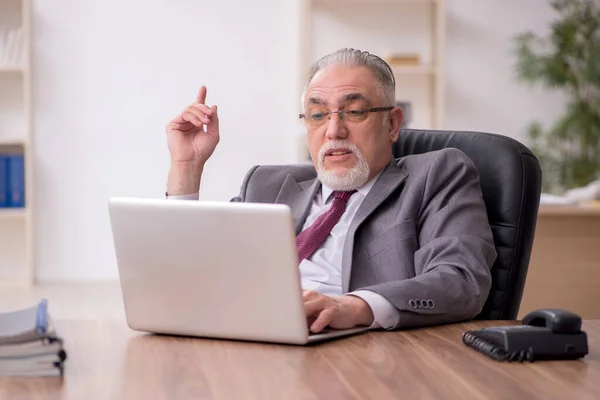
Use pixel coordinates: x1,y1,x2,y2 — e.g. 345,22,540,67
321,169,384,203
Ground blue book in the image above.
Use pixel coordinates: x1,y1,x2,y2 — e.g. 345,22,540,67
0,155,8,208
7,154,25,208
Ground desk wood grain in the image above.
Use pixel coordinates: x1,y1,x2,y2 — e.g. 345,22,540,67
1,320,599,400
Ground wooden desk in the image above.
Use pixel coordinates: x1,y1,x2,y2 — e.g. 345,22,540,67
520,204,600,319
1,320,599,400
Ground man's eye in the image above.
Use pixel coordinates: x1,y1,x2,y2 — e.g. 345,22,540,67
310,113,326,120
347,110,366,117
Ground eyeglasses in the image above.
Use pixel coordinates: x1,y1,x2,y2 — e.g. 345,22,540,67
299,106,395,127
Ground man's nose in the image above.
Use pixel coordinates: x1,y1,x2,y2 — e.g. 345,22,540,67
325,112,348,140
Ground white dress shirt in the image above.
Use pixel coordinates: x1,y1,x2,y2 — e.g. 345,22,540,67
168,173,401,330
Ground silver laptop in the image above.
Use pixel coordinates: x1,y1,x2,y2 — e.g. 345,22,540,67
107,197,368,345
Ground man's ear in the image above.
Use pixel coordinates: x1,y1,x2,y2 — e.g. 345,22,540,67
388,106,403,143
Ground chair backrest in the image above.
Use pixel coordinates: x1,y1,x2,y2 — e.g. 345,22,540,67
392,128,542,320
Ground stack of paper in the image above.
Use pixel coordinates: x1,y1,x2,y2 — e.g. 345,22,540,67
539,193,579,205
0,299,67,377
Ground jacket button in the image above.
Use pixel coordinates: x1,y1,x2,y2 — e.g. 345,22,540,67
428,300,434,308
409,299,416,308
416,299,422,308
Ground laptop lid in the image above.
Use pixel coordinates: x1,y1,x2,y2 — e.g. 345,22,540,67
108,197,311,344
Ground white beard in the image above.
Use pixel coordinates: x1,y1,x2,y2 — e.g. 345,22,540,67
316,140,370,191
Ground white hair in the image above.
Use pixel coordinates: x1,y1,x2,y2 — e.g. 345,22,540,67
301,48,396,109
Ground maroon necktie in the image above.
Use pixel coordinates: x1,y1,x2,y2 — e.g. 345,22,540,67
296,190,356,262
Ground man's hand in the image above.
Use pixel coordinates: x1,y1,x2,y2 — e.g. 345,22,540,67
303,290,374,333
167,86,220,165
166,86,220,195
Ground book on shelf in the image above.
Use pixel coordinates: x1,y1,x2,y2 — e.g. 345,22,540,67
0,153,25,208
384,52,421,67
0,299,67,377
0,155,7,207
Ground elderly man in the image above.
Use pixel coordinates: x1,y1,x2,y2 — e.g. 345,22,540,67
165,48,497,334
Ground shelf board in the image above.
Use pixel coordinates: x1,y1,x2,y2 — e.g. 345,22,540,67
0,66,25,74
0,138,28,147
0,280,33,288
0,208,28,218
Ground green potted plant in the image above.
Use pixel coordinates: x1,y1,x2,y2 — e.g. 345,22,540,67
514,0,600,194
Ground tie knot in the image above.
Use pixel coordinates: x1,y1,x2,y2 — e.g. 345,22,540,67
333,190,357,202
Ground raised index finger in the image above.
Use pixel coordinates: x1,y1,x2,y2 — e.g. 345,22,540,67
196,86,207,104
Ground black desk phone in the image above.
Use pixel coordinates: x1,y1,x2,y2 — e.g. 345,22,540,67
462,309,589,362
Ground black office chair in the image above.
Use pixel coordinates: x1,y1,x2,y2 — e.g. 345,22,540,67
392,128,542,320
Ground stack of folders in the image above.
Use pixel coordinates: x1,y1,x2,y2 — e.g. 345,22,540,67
0,299,67,377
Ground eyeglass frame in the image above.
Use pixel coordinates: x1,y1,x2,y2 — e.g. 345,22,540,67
298,106,395,125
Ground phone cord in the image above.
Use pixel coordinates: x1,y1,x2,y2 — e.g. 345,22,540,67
462,331,534,362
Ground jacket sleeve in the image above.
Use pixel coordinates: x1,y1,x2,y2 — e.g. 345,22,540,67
360,148,496,329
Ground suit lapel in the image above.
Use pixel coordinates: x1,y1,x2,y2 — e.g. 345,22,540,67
342,161,409,292
275,174,321,234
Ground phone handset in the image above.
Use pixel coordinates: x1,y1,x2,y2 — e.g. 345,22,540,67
521,308,582,333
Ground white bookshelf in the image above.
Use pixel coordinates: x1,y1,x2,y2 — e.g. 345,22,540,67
0,0,33,285
297,0,445,160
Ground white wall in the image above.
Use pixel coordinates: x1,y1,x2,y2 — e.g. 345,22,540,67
444,0,566,140
33,0,300,281
33,0,565,282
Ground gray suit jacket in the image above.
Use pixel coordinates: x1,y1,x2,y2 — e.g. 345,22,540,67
231,148,497,329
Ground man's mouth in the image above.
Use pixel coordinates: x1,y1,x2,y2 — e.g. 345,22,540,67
326,149,353,156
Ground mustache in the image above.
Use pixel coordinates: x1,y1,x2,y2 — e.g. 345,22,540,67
318,140,357,160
